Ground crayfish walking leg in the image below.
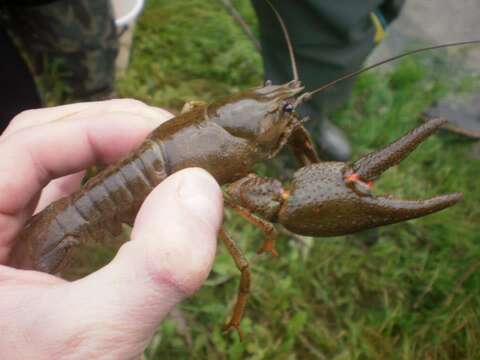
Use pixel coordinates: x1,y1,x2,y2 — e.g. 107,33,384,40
225,197,279,256
219,228,251,338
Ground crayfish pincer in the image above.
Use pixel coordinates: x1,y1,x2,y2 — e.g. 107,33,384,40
228,117,461,237
221,118,461,333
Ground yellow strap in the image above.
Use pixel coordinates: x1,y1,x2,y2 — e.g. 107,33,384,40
370,12,386,44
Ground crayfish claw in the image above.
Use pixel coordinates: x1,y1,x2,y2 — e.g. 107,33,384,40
353,117,447,182
356,192,463,231
279,117,462,237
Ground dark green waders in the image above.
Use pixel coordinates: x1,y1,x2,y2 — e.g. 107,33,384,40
251,0,405,160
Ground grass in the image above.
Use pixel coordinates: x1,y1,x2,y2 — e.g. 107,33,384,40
70,0,480,358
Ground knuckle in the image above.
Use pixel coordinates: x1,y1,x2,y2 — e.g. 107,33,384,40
2,109,39,137
10,109,36,126
106,98,148,111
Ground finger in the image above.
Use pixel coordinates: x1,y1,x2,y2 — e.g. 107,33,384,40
0,107,172,216
42,169,222,357
29,100,173,211
0,264,63,286
2,102,95,137
2,99,171,138
0,104,173,254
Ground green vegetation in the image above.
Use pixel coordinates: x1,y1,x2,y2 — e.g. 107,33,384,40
79,0,480,358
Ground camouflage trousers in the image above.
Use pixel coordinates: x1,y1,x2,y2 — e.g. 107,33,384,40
3,0,118,103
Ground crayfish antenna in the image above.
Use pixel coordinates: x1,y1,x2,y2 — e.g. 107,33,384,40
353,117,446,182
266,0,299,81
296,39,480,105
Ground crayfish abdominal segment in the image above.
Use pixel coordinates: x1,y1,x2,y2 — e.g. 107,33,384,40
221,119,461,331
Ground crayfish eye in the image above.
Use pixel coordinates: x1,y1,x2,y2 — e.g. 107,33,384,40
282,102,294,113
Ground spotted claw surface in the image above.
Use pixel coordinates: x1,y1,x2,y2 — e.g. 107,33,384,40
279,118,462,236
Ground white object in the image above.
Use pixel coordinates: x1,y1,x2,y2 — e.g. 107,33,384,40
110,0,145,75
111,0,145,27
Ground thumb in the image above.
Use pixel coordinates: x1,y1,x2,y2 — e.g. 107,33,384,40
50,168,223,357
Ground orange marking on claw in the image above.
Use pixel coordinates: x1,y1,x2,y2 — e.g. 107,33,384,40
345,172,360,182
345,172,375,189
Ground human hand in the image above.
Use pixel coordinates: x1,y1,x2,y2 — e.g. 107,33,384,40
0,100,222,359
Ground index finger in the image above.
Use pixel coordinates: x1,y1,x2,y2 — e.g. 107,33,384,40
0,100,173,258
2,99,172,137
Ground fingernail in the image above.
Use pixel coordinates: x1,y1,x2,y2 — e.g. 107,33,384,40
178,169,222,229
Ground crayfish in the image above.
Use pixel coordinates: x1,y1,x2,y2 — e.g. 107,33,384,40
9,2,472,337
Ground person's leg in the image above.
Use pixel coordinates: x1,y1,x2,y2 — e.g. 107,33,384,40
252,0,405,160
0,26,41,133
9,0,118,102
